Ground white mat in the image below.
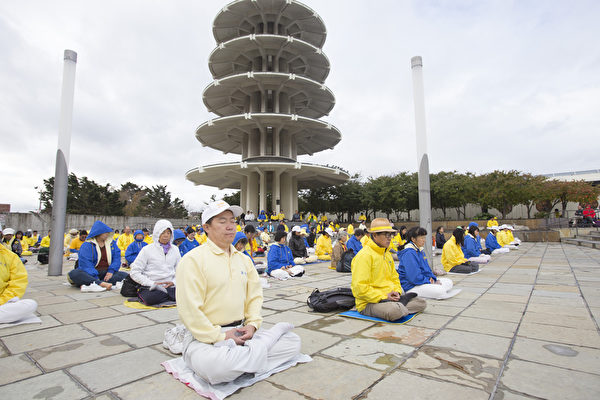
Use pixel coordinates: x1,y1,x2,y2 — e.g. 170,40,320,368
447,269,481,276
0,314,42,328
434,288,462,300
162,353,311,400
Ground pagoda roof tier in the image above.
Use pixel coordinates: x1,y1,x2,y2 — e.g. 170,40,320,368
208,34,330,82
203,72,334,119
213,0,326,48
195,113,341,156
186,161,349,190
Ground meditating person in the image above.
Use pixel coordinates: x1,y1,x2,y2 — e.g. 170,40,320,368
64,229,79,252
306,226,316,248
16,231,33,256
315,228,334,261
0,241,38,323
244,225,259,259
130,220,180,306
497,225,518,249
179,227,200,256
346,223,354,236
397,227,454,299
505,225,521,245
173,229,187,256
331,230,348,269
124,230,147,265
233,232,254,262
116,226,134,257
67,221,128,292
351,218,426,321
346,229,365,255
40,231,50,248
67,230,87,260
462,225,491,264
175,200,301,384
485,226,510,254
397,225,408,251
435,226,446,250
441,227,479,274
487,217,499,228
142,228,153,244
267,231,304,279
289,226,317,264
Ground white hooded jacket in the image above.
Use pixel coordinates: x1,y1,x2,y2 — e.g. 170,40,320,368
130,219,181,287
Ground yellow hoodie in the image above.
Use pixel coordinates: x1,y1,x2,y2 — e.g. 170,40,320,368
351,237,402,312
347,224,355,235
497,230,510,246
316,234,332,258
441,236,468,272
117,233,134,256
0,245,28,305
40,235,50,248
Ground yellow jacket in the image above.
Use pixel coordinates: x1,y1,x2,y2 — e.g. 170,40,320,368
176,238,262,344
40,235,50,248
441,236,468,272
360,235,369,246
64,234,77,249
347,224,355,235
69,237,85,253
26,235,38,247
236,224,242,232
117,233,134,255
0,245,28,305
359,214,366,222
316,235,332,256
197,232,207,245
497,230,510,246
143,235,153,244
113,233,120,240
487,219,498,227
351,237,402,312
506,231,515,242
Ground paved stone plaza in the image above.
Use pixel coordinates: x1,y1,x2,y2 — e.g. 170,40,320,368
1,243,599,399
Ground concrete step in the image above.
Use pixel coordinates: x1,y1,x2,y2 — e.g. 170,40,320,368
562,238,600,249
575,234,600,241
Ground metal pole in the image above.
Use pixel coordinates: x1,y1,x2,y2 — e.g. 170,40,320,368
49,50,77,276
411,56,433,266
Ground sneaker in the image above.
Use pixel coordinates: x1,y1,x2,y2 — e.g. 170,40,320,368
81,283,107,292
112,281,123,291
163,324,192,354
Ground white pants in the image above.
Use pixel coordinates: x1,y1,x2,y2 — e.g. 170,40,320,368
468,254,491,264
408,277,453,299
505,244,518,249
306,248,315,255
294,256,317,264
183,330,301,385
492,248,510,254
0,298,38,324
270,265,304,280
293,257,306,265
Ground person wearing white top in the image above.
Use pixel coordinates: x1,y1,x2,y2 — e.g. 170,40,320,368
130,219,181,305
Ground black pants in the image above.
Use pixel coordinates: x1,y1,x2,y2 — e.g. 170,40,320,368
449,262,479,273
138,286,176,306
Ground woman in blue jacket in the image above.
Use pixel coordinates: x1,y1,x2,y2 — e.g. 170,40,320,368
397,227,455,299
462,226,490,264
485,226,510,254
67,221,128,291
267,231,304,279
124,230,147,264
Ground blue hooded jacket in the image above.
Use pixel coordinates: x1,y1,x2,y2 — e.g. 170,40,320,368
124,230,147,264
346,235,363,255
462,234,481,258
77,220,121,284
233,231,253,260
179,234,200,256
173,229,187,256
397,242,436,292
267,243,295,274
485,232,502,251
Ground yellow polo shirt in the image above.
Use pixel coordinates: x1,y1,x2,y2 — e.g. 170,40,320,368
176,238,263,344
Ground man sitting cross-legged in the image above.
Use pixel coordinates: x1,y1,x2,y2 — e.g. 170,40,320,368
351,218,427,321
175,200,301,385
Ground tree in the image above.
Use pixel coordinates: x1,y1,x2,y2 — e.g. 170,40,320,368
537,180,600,216
476,171,531,219
430,171,465,219
140,185,188,218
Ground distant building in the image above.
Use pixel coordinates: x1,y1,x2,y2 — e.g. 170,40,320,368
543,169,600,185
185,0,349,216
0,204,10,213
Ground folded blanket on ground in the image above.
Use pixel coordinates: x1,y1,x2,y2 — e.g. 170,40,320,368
123,300,177,310
339,310,419,324
162,353,312,400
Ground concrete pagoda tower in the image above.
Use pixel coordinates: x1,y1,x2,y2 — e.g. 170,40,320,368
186,0,349,217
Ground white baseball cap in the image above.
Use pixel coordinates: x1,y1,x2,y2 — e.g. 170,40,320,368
325,227,334,236
2,228,15,235
489,226,500,231
202,200,243,225
291,225,302,233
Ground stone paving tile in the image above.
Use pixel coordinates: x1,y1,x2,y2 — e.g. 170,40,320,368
303,316,375,335
500,358,600,399
0,370,89,399
229,380,307,400
517,322,600,348
29,335,132,372
400,346,502,393
477,293,530,304
112,323,174,348
52,306,123,325
492,389,539,399
0,354,43,385
428,329,512,360
361,324,436,346
112,371,199,400
109,304,146,314
322,337,414,370
37,299,98,315
461,306,524,323
262,298,304,311
293,327,342,355
65,290,121,301
34,295,75,306
446,316,519,338
409,313,453,330
82,314,154,335
89,295,129,306
511,336,600,375
521,310,597,330
423,303,465,317
263,309,324,326
268,356,381,399
140,308,180,323
0,315,61,337
2,324,94,354
365,370,489,399
69,347,169,393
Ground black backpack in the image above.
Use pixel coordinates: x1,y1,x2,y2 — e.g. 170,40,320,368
307,287,355,312
336,249,355,273
120,275,141,298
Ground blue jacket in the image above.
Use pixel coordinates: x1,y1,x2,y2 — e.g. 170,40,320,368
462,234,481,258
77,221,121,283
267,243,295,273
346,235,363,255
173,230,187,256
179,237,199,256
485,232,501,251
397,242,436,292
124,230,147,264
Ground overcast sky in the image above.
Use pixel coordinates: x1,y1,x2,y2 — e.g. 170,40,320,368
2,0,599,213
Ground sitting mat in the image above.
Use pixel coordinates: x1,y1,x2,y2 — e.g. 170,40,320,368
447,269,481,275
339,310,419,324
123,300,177,310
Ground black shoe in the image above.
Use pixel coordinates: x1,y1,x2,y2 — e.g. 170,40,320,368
398,292,418,306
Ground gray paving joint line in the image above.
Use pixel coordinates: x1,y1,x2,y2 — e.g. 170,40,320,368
561,245,600,334
354,244,534,400
487,242,547,400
